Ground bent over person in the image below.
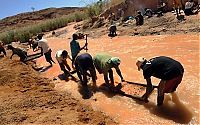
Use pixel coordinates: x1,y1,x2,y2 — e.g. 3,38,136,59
74,53,97,87
93,52,124,90
55,50,72,76
136,56,184,106
37,34,55,66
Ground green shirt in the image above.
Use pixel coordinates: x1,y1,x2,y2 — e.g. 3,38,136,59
93,52,119,74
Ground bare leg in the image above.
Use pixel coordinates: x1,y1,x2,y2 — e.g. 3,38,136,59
157,80,166,106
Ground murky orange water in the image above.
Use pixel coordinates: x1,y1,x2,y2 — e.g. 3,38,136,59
34,23,199,124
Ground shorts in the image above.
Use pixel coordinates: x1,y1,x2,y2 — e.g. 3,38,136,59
44,49,52,62
163,75,183,93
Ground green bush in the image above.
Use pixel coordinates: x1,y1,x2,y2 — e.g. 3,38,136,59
0,11,86,44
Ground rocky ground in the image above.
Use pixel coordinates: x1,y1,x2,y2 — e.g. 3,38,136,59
80,12,200,38
0,55,117,125
0,11,199,125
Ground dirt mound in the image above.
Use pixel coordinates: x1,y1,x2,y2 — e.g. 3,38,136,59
0,7,85,33
0,57,117,125
82,12,200,38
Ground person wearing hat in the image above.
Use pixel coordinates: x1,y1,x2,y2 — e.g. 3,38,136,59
70,33,87,66
37,33,55,66
136,56,184,106
93,52,124,89
135,11,144,26
55,50,72,77
74,52,97,87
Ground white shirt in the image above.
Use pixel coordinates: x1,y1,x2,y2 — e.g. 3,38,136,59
38,38,49,54
55,50,66,63
185,2,194,9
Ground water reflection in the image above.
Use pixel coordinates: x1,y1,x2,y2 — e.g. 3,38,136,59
143,92,193,124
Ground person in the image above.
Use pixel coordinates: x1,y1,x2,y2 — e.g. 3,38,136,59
173,0,182,17
136,56,184,106
55,50,72,77
144,8,153,18
108,12,116,23
184,0,195,16
0,41,6,57
70,33,87,65
93,52,124,90
7,45,27,62
74,53,97,87
157,2,166,17
37,33,55,66
109,24,117,37
135,11,144,26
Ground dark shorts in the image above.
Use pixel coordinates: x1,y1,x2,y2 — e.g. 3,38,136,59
44,49,52,62
163,75,183,93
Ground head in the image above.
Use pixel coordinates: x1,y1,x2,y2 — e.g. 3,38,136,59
72,34,78,40
136,57,146,71
37,33,44,40
111,57,121,66
62,50,68,58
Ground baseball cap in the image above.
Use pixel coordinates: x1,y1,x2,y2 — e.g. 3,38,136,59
111,57,121,65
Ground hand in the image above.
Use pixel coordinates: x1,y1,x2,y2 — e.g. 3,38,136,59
121,79,125,82
85,43,88,47
141,94,149,103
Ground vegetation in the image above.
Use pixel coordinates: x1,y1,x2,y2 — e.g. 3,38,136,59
0,11,86,44
0,0,125,44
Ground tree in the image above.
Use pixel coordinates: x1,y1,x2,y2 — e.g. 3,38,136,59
31,7,35,12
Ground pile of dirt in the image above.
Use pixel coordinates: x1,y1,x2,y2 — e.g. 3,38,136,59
81,12,200,38
0,57,117,125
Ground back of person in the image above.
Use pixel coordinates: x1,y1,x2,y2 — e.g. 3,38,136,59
185,1,194,9
15,48,27,60
136,12,144,25
143,56,184,80
75,53,94,70
55,50,66,63
93,52,112,74
38,39,49,54
70,39,80,58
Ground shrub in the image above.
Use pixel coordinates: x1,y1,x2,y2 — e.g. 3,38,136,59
0,11,86,44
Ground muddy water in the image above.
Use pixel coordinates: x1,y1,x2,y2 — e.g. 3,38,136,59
35,27,199,124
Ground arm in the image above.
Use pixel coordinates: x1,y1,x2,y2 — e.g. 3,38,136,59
63,60,71,71
141,77,154,101
67,55,72,61
115,67,125,82
80,43,87,50
39,47,43,55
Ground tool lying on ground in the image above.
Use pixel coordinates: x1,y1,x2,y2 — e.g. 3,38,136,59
24,53,42,62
